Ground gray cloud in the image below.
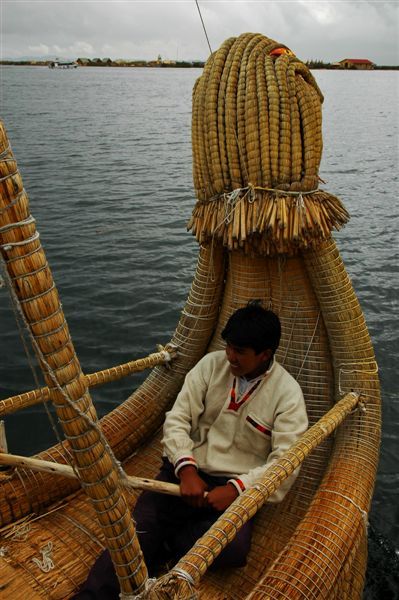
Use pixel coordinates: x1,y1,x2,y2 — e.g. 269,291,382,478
2,0,398,64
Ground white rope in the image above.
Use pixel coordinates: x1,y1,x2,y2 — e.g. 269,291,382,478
0,546,8,557
338,360,379,395
0,214,35,233
32,541,55,572
10,522,31,542
0,189,26,215
295,192,305,211
319,488,369,529
172,567,196,585
156,343,178,368
222,188,248,226
0,144,11,160
0,169,18,183
296,311,321,380
0,230,40,250
119,578,157,599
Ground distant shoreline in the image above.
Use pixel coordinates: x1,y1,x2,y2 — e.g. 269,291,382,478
1,60,398,70
0,60,206,69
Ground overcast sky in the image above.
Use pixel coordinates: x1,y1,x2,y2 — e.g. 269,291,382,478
2,0,398,64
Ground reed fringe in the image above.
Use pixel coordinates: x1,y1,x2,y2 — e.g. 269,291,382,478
188,188,349,255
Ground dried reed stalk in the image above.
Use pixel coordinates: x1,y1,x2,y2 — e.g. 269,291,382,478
189,192,349,255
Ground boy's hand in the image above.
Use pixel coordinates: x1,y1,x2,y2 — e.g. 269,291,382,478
205,484,238,512
179,465,209,508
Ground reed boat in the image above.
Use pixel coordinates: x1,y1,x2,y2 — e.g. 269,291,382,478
0,33,381,599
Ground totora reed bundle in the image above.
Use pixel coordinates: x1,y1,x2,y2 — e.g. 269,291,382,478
188,33,349,255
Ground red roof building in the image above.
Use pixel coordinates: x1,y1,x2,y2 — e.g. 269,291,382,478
339,58,374,70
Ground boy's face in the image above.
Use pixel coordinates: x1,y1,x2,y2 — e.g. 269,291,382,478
225,342,272,379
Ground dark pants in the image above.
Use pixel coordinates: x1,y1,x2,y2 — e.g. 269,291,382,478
74,459,253,599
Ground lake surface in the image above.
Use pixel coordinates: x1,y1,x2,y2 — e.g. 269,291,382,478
1,66,398,582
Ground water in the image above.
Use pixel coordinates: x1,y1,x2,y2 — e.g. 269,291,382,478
1,66,398,592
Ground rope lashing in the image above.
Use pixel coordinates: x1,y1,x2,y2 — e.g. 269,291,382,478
0,144,11,160
172,568,196,586
0,214,36,233
318,488,369,529
119,578,157,599
0,230,40,250
0,169,18,183
207,184,320,205
338,360,379,395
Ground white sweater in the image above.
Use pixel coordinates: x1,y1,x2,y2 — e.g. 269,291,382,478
162,351,308,503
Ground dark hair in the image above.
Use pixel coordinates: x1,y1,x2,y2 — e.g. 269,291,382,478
221,301,281,355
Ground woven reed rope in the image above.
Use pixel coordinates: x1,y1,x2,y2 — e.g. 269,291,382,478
0,346,177,417
0,243,224,528
0,122,150,595
188,33,349,255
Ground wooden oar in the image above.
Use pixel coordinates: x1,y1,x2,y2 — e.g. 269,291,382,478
0,452,181,496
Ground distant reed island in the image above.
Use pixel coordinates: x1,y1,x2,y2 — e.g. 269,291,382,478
1,56,398,70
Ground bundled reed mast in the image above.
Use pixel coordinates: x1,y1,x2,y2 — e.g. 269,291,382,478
0,121,148,596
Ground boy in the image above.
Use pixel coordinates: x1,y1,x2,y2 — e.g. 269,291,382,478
76,302,307,598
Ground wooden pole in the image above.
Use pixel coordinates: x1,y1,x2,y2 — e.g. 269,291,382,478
0,421,8,453
0,452,180,496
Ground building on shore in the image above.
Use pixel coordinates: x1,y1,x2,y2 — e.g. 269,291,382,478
339,58,374,70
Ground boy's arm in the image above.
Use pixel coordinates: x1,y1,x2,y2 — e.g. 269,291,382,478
162,359,209,505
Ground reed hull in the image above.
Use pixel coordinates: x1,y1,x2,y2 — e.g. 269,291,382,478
0,241,381,599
